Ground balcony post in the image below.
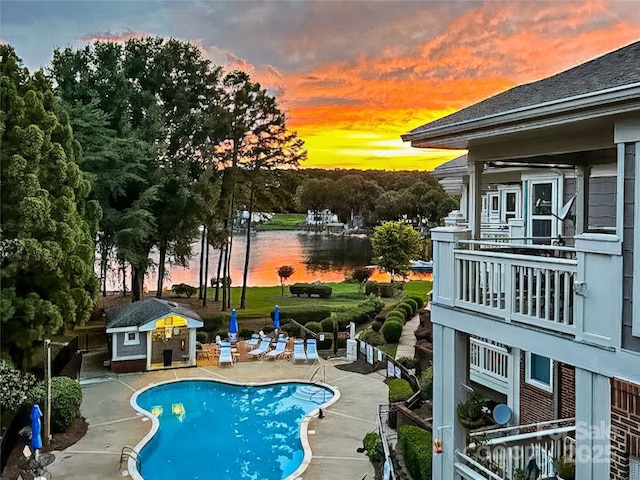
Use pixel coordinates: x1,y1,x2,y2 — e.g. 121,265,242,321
432,324,468,479
431,212,471,307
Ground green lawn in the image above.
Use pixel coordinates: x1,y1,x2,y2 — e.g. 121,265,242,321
258,213,306,230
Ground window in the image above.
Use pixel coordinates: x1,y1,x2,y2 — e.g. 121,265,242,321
630,456,640,480
526,352,553,392
124,331,139,346
500,188,521,222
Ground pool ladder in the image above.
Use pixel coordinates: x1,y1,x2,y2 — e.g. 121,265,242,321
120,444,142,473
306,364,326,384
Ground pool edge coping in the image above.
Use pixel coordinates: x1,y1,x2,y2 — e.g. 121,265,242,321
127,376,341,480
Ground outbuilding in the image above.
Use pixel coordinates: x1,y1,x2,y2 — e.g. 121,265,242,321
105,298,203,373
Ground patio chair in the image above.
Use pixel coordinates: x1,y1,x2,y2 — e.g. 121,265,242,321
265,338,288,359
245,333,261,349
292,340,307,363
218,342,234,367
306,339,319,363
247,338,272,359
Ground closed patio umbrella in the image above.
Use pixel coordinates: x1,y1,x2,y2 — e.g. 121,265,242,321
229,308,238,343
274,305,280,337
30,404,43,454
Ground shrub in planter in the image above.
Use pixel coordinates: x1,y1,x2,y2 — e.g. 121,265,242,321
397,425,432,480
382,320,403,343
457,391,485,429
388,378,413,403
362,431,383,463
557,458,575,480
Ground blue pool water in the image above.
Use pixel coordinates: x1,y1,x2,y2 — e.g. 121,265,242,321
133,380,334,480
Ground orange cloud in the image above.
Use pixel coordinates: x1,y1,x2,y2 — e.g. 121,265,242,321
79,30,148,43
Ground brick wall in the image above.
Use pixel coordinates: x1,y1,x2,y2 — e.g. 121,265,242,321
519,352,554,424
558,363,575,419
610,378,640,480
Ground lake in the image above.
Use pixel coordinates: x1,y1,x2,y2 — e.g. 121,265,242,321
102,230,432,291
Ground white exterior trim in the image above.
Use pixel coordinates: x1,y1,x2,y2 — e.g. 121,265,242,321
106,326,138,334
111,354,146,361
525,352,554,393
123,331,140,346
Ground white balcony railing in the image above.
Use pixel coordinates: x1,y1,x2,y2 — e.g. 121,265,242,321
469,337,509,395
456,419,576,479
455,242,577,335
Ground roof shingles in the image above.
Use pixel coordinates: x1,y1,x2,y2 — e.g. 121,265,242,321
105,298,201,329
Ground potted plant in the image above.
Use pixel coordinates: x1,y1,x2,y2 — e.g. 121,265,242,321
457,391,485,429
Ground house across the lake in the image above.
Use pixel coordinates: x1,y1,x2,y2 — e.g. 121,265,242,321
105,298,203,373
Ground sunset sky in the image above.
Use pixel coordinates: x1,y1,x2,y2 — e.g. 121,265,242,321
2,1,639,171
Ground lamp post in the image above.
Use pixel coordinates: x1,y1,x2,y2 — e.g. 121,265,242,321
43,339,68,447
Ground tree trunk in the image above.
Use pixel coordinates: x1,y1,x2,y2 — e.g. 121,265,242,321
198,225,206,299
202,238,210,307
240,187,255,309
132,266,144,301
214,247,223,302
121,259,127,297
100,243,109,297
156,240,167,298
221,241,228,311
226,234,233,309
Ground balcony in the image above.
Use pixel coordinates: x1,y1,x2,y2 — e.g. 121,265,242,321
469,337,509,395
454,418,576,480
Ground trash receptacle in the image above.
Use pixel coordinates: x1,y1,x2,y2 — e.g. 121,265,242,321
163,349,172,367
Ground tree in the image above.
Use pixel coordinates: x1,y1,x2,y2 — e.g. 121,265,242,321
351,267,374,295
1,46,101,368
277,266,295,297
371,222,422,282
295,178,331,231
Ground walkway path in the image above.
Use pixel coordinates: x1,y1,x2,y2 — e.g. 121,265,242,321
394,312,420,360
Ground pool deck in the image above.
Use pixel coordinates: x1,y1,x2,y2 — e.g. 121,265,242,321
47,353,388,480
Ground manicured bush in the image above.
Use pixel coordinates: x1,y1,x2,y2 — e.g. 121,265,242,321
382,320,403,343
362,431,383,463
404,298,418,315
365,281,379,296
199,314,225,333
289,283,332,298
196,331,208,343
396,303,413,319
50,376,82,433
270,306,331,325
321,317,337,332
386,310,406,324
305,321,322,334
398,425,432,480
378,283,397,298
388,378,413,402
360,329,384,346
172,283,197,298
239,328,253,340
409,296,425,309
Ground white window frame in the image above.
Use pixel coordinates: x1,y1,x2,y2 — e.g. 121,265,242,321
522,174,563,240
525,352,553,393
488,192,500,222
124,331,140,346
500,187,521,222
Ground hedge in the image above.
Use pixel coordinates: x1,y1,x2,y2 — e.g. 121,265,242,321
404,298,418,315
396,303,413,319
365,281,379,296
398,425,432,480
382,320,403,343
386,311,406,324
409,296,425,309
320,317,337,332
270,306,331,325
388,378,413,402
172,283,197,298
289,283,332,298
305,321,322,334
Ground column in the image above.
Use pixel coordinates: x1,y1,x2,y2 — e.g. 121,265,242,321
574,368,611,480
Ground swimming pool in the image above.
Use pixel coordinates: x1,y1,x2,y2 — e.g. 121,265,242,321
130,379,338,480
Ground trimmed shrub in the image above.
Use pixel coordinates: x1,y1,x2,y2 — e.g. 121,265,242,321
396,303,413,319
172,283,197,298
362,431,383,463
321,317,337,332
50,376,82,433
360,329,384,346
196,331,208,343
386,310,406,324
382,320,403,343
365,281,379,296
410,296,425,309
404,298,418,315
388,378,413,402
199,314,225,333
289,283,332,298
378,283,397,298
239,328,253,340
398,425,432,480
305,321,322,334
270,306,331,325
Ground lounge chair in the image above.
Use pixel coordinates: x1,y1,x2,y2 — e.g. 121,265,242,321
218,342,233,367
306,339,319,363
247,338,272,359
265,338,287,359
245,333,260,349
292,340,307,363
